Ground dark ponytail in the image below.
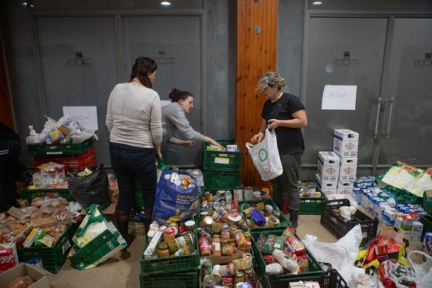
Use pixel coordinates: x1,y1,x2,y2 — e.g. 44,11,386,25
168,88,193,102
130,57,157,88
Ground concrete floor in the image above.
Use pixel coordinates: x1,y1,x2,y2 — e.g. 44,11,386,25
46,215,337,288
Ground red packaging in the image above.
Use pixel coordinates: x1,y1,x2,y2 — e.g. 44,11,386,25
263,255,273,264
375,237,389,256
297,255,309,273
364,242,377,264
231,200,239,211
286,236,306,256
0,243,19,272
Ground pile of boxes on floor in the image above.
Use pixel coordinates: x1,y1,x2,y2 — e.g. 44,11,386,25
316,129,358,196
351,176,427,245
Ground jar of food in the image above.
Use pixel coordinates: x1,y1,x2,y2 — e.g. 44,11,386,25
233,187,243,201
244,186,253,201
221,225,230,240
157,243,170,258
203,216,214,227
185,220,195,232
167,239,180,254
244,268,253,282
228,238,236,248
244,232,251,242
248,273,258,288
163,227,176,242
222,241,234,256
222,277,233,288
221,240,229,256
199,237,211,256
229,225,237,238
212,222,223,235
202,275,219,288
169,222,179,235
225,191,232,204
234,231,247,249
234,271,245,285
212,235,222,256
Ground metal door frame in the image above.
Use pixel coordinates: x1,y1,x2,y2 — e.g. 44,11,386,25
301,3,432,175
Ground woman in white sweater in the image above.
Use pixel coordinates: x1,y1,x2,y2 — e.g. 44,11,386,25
162,88,223,149
106,56,162,244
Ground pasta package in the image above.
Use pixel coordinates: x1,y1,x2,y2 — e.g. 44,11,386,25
286,236,306,256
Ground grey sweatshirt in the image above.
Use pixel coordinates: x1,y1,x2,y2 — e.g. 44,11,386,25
162,102,204,143
106,83,162,148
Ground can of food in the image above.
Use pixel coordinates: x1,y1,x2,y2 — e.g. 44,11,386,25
202,258,213,277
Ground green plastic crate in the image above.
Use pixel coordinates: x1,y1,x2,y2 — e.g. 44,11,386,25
423,191,432,216
420,214,432,241
203,140,241,172
17,223,78,274
203,170,241,190
21,187,74,203
239,200,290,232
27,138,94,155
139,270,198,288
251,228,325,287
140,221,199,276
299,194,327,215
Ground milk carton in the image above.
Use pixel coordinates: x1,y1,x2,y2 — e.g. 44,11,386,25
315,173,337,195
333,129,359,157
317,151,340,182
411,222,423,242
339,157,357,182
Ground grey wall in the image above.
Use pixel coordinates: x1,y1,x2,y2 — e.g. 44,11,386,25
1,0,236,167
277,0,305,97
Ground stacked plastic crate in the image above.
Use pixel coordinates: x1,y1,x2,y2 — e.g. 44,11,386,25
203,140,242,191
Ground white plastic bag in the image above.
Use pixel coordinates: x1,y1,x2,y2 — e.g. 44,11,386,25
303,224,363,284
408,251,432,288
246,129,283,181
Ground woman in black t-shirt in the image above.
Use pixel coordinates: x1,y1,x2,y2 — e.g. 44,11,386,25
251,72,308,228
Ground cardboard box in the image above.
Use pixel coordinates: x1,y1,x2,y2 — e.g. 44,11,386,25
318,151,340,166
337,181,354,194
315,173,337,189
0,263,51,288
317,152,340,182
333,129,359,157
339,157,357,182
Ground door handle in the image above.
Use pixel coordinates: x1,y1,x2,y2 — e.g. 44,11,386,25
374,97,382,139
386,97,394,138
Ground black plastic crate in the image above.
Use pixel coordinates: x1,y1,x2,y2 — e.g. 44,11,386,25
319,268,349,288
320,199,378,246
139,270,198,288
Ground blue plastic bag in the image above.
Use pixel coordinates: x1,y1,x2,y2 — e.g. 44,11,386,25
153,170,199,224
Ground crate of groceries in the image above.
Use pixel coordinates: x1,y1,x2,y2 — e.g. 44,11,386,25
140,219,199,276
239,200,290,233
27,138,94,155
17,223,77,274
251,227,325,287
321,199,378,246
203,140,241,172
298,180,327,215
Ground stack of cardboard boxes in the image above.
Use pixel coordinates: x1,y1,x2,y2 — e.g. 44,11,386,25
316,129,359,196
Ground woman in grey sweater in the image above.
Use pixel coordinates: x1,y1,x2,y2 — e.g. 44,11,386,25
162,88,223,149
106,56,162,244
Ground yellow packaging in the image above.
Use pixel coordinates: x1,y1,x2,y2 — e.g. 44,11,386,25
363,259,380,274
256,202,265,211
23,228,41,248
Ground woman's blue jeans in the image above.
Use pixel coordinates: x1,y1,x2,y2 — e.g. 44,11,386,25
109,142,156,218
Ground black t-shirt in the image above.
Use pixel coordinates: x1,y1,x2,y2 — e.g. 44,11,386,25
261,93,305,154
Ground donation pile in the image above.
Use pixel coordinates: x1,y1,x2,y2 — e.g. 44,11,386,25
26,116,97,145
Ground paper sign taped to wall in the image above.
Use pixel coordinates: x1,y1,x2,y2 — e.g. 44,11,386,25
63,106,98,130
321,85,357,110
